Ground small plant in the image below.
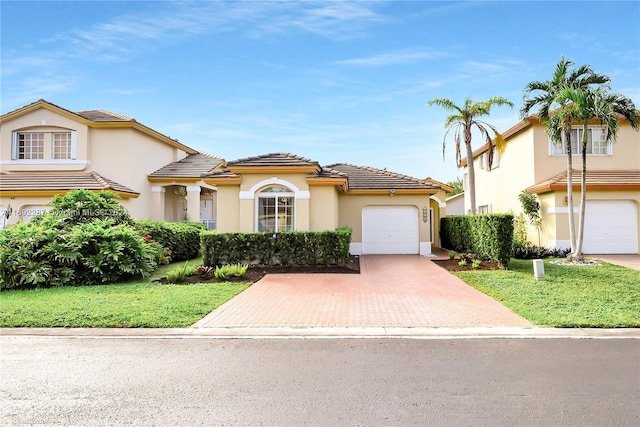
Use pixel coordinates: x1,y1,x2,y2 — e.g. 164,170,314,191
196,265,215,280
214,263,249,280
458,259,468,267
472,259,482,269
165,262,195,284
448,251,456,260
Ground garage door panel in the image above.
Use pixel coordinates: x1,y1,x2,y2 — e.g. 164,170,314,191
583,201,638,254
362,206,419,254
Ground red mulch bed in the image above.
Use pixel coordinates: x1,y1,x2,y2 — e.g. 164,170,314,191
158,256,360,285
432,259,501,272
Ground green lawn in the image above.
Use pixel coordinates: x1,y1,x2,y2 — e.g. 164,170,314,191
455,259,640,328
2,258,638,329
0,258,250,328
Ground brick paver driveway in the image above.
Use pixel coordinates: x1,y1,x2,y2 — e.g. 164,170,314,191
194,254,532,328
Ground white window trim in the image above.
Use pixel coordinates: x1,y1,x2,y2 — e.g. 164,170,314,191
254,186,296,232
240,177,310,200
11,130,77,160
548,126,611,157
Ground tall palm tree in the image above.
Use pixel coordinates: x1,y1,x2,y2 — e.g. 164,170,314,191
428,96,513,214
520,57,609,256
556,86,639,260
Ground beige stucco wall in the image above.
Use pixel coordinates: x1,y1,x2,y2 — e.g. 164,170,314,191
215,185,241,232
470,126,536,216
309,185,340,231
87,127,186,219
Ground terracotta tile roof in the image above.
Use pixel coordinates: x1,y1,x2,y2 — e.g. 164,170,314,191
315,167,349,179
526,170,640,194
201,168,240,179
326,163,440,190
227,152,320,168
149,153,224,178
0,172,138,195
76,109,134,122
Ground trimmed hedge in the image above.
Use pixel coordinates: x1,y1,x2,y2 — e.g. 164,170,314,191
441,214,514,267
201,228,352,267
134,220,206,262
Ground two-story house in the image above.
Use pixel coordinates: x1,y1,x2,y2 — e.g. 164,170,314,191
460,115,640,254
1,99,453,255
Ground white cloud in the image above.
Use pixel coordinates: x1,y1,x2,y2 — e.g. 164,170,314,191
334,49,444,67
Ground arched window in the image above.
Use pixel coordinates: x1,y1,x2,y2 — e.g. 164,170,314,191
257,185,294,232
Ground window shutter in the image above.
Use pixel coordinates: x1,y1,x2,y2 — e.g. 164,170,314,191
71,131,77,159
11,132,18,160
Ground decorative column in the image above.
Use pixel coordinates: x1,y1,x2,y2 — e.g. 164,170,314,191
150,186,165,221
186,186,201,223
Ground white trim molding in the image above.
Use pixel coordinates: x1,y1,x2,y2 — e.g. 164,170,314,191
151,187,166,193
429,194,446,208
349,242,363,255
419,242,433,256
186,186,201,193
547,207,581,214
239,177,310,200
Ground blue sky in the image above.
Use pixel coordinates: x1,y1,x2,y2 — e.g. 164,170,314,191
2,1,638,183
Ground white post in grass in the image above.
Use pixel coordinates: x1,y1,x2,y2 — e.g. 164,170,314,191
533,259,545,281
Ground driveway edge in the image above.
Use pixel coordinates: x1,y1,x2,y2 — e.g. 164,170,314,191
2,327,639,339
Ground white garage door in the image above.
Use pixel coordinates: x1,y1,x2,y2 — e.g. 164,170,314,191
362,206,419,254
583,201,638,254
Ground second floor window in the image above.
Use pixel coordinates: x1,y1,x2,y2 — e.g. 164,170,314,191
12,130,76,160
53,133,73,159
17,133,45,159
549,126,609,156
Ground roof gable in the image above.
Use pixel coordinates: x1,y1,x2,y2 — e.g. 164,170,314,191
1,99,197,154
226,152,321,173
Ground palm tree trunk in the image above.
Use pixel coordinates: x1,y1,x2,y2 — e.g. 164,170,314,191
574,125,588,262
464,125,476,215
564,126,577,258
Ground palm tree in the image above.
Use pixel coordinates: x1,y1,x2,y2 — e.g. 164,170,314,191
428,96,513,214
520,57,609,257
556,86,639,260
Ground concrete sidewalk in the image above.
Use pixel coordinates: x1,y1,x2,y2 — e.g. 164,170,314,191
588,254,640,270
193,254,532,329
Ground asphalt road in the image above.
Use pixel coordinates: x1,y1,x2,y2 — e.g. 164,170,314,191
1,336,638,426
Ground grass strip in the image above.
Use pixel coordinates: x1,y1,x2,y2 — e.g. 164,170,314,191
0,258,250,328
455,258,640,328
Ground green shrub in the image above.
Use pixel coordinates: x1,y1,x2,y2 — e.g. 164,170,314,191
512,246,571,259
135,220,205,262
472,259,482,269
441,214,513,268
41,189,132,226
0,218,158,289
164,262,196,284
214,263,249,280
458,259,468,267
201,228,352,267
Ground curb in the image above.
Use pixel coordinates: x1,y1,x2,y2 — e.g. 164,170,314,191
2,327,639,339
